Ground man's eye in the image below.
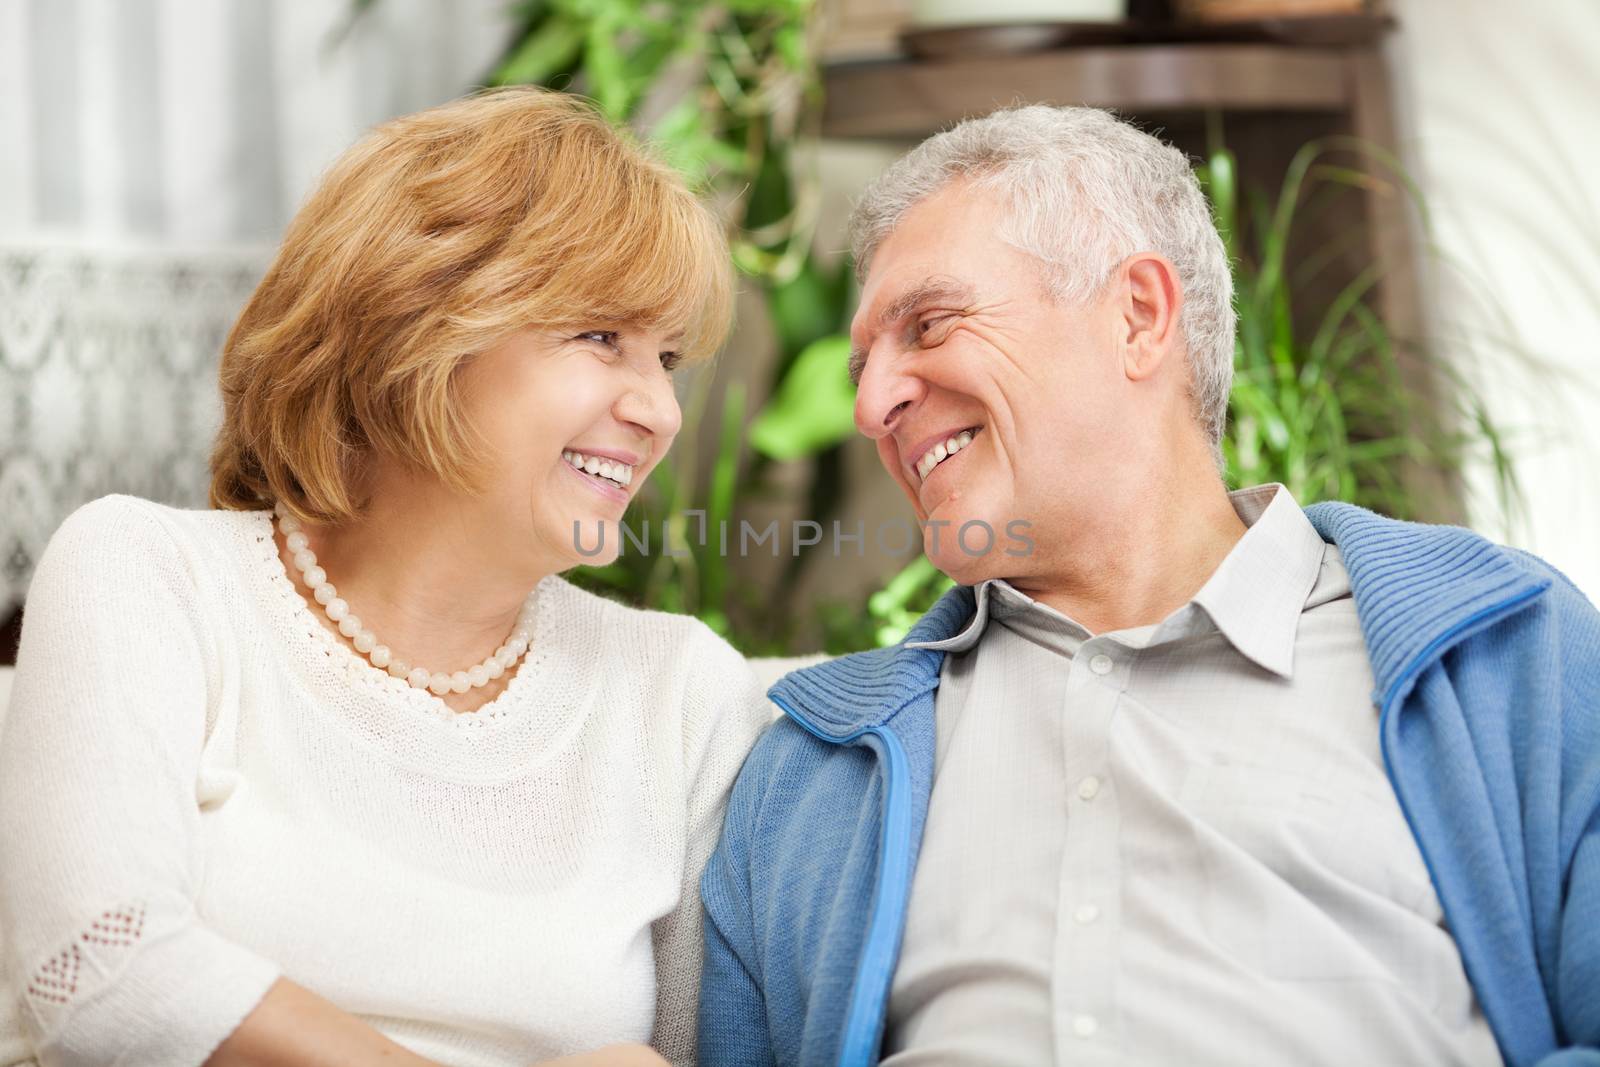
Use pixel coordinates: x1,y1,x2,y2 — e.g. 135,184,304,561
917,315,954,342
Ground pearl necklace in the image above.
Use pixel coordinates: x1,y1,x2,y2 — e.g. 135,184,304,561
274,503,535,697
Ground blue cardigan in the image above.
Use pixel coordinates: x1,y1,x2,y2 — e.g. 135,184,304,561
699,503,1600,1067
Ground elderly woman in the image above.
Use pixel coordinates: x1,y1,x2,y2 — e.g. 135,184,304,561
0,89,769,1067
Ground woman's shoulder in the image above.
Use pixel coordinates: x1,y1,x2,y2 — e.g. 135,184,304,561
539,577,771,763
36,495,267,608
541,575,748,676
47,494,262,563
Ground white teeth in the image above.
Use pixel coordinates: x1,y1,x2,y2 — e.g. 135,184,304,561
916,428,980,484
563,450,634,487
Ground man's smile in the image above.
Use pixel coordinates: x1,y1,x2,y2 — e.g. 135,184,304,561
907,425,983,484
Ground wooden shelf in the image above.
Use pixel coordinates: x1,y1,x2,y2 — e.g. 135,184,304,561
823,43,1355,139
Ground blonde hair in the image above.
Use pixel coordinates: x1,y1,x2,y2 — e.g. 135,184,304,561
210,87,733,522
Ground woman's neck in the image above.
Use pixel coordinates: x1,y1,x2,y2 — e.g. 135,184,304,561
274,486,552,713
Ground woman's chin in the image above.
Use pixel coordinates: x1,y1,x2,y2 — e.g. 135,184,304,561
569,546,621,569
562,515,625,568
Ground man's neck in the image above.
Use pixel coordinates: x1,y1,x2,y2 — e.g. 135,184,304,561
1008,468,1249,636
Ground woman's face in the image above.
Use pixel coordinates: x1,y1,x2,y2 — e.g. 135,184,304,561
452,324,685,573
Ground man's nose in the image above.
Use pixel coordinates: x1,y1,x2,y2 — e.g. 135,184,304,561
854,349,923,440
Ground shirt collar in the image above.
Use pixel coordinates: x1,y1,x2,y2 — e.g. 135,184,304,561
906,579,1046,655
907,484,1326,678
1188,484,1327,678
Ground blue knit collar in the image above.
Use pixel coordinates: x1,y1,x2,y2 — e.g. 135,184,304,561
768,585,974,736
771,503,1552,734
1303,502,1551,707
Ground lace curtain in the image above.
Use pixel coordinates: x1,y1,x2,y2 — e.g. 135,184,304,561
0,0,508,608
0,244,268,603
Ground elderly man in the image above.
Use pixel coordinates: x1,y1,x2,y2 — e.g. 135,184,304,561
698,105,1599,1067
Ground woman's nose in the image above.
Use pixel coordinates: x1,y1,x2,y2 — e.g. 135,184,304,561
617,371,683,442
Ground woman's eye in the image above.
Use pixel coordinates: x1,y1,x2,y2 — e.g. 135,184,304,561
659,351,683,372
578,330,620,349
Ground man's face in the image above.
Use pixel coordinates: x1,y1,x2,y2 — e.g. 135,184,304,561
850,180,1131,584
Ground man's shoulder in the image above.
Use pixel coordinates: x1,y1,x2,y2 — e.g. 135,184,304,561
725,647,924,826
1307,501,1598,700
743,649,894,767
1306,500,1591,611
1503,547,1598,614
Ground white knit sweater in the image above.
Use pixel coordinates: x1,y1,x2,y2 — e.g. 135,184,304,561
0,495,773,1067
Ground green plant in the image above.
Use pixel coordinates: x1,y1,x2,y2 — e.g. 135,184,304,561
1201,133,1520,522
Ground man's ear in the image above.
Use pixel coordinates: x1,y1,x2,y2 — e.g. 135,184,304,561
1118,252,1183,383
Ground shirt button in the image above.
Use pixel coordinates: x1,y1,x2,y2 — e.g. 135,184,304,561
1089,653,1114,675
1073,1014,1098,1038
1077,776,1102,801
1074,904,1100,925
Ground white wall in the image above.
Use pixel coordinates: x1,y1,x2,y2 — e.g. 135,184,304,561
0,0,511,244
1388,0,1600,600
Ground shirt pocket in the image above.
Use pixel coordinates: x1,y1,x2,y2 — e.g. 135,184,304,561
1177,761,1446,992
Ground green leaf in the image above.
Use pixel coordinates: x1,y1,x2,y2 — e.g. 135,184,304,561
768,259,842,357
773,23,809,71
701,381,747,613
744,146,794,234
585,14,629,119
492,14,586,85
748,335,856,460
1202,147,1238,262
868,556,939,615
731,240,777,277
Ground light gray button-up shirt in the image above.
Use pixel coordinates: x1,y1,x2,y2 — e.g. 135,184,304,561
880,484,1501,1066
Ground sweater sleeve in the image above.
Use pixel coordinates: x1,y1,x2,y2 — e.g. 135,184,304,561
647,627,773,1067
696,731,779,1067
1540,572,1600,1065
1540,813,1600,1066
0,497,280,1067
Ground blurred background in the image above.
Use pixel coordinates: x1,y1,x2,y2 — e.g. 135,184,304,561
1,0,1596,660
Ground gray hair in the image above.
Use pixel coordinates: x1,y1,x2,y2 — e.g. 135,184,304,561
849,105,1236,454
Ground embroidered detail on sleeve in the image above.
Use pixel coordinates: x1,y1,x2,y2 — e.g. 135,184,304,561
25,943,80,1006
25,904,147,1015
79,906,146,949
